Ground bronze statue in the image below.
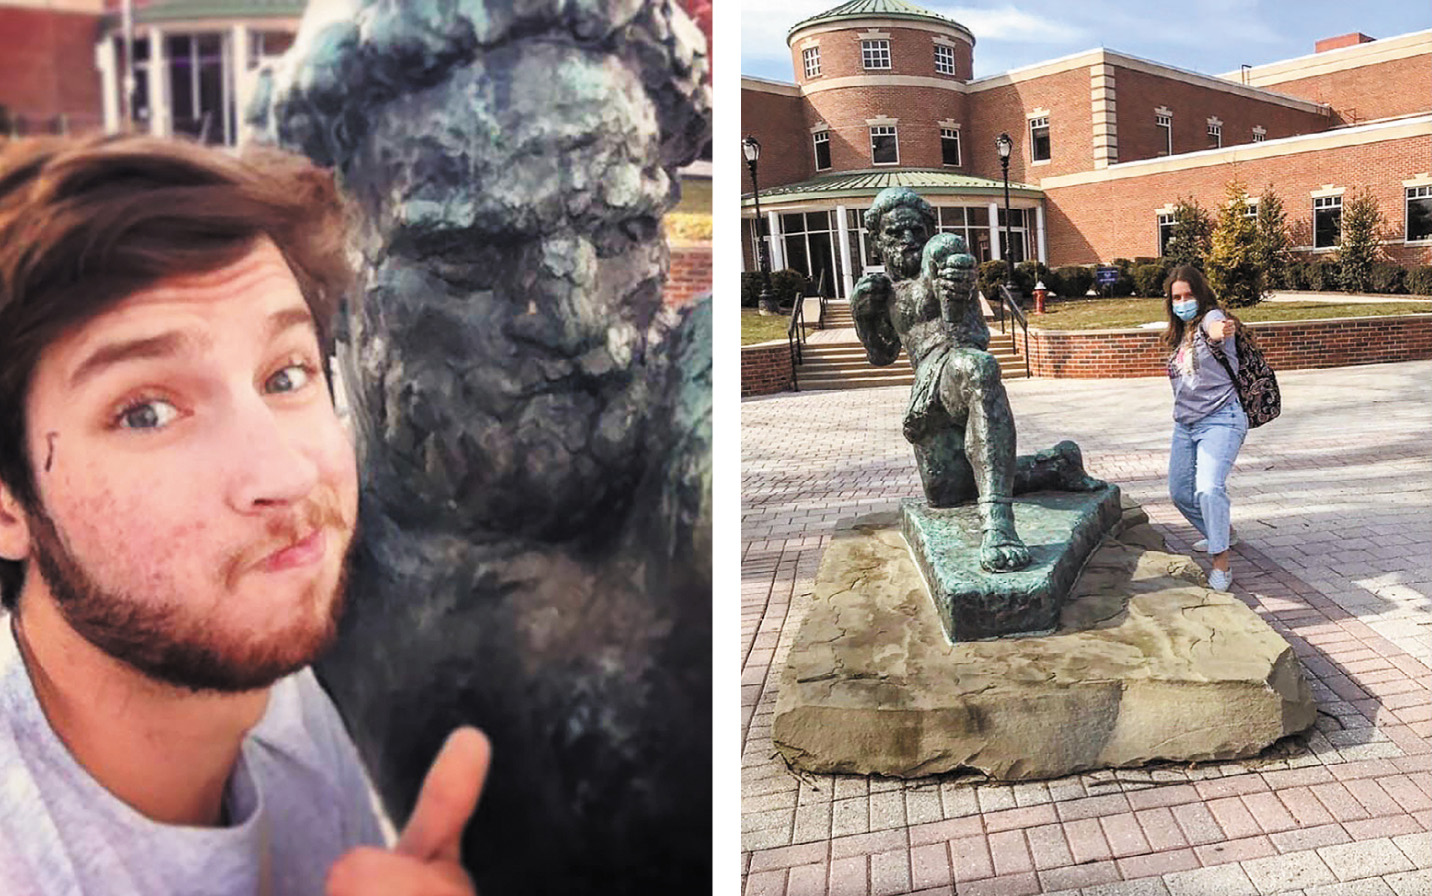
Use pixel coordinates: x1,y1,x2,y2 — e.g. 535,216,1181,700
853,187,1101,572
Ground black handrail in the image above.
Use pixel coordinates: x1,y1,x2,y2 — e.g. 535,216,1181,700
996,284,1032,378
786,295,806,391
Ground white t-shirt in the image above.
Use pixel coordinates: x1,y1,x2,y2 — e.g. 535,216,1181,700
0,618,385,896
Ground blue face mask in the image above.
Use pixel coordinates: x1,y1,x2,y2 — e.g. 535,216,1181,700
1172,299,1199,322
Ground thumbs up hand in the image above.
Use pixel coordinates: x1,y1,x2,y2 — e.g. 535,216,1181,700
327,727,490,896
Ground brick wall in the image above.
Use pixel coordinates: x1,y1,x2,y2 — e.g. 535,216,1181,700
742,86,811,189
1110,66,1331,163
1258,55,1430,125
0,7,104,132
742,341,795,396
963,69,1096,182
805,84,965,173
1023,314,1432,378
1044,133,1432,265
664,243,711,307
793,24,972,85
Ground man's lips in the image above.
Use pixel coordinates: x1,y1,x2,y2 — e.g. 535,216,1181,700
260,529,327,573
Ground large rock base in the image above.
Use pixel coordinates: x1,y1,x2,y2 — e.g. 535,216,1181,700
902,486,1122,641
772,498,1316,780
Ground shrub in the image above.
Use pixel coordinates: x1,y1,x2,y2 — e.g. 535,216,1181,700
1165,197,1213,269
1369,263,1407,295
1284,261,1311,291
978,259,1010,302
1407,265,1432,296
1337,189,1386,293
1013,260,1051,299
1308,258,1341,292
1054,265,1094,298
1252,186,1293,291
769,268,807,306
1133,262,1169,298
1206,181,1263,308
740,272,764,307
1108,259,1136,297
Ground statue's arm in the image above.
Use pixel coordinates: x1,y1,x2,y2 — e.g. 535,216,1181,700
851,274,901,367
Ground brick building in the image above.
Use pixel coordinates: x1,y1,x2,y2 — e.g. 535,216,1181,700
741,0,1432,298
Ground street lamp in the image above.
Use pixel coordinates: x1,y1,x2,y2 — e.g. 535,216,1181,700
742,135,779,315
995,132,1015,294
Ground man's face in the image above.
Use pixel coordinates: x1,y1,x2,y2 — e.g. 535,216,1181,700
877,206,929,280
5,239,358,692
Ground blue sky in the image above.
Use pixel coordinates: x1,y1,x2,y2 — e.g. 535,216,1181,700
741,0,1430,83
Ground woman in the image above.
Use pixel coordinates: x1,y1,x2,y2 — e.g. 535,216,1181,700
1161,265,1245,591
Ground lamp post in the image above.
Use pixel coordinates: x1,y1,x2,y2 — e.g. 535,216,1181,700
742,136,779,315
995,133,1015,294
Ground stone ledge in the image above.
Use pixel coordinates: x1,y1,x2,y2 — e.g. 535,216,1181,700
772,500,1316,780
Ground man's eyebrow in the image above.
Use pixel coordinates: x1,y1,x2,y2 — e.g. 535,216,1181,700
265,305,318,343
68,330,211,389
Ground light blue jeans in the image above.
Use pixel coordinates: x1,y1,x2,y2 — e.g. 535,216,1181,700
1169,399,1248,554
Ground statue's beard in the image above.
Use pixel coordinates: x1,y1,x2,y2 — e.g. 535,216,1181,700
886,245,924,281
346,244,653,544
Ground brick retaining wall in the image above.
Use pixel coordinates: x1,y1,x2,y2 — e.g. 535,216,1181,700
665,243,712,307
742,341,795,396
1022,313,1432,378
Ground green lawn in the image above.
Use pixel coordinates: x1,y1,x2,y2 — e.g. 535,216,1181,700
742,309,794,345
1027,297,1432,330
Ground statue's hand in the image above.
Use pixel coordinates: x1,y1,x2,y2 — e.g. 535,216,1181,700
852,273,893,311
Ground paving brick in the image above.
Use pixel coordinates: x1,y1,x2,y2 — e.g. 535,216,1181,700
1311,782,1375,823
1301,880,1399,896
1164,862,1261,896
1391,831,1432,867
1209,796,1263,839
1342,778,1406,817
1058,793,1132,821
1241,850,1338,894
1169,801,1225,846
1316,838,1416,881
1025,822,1074,870
1128,784,1200,811
988,829,1034,876
787,862,830,896
830,829,905,861
747,869,788,896
1064,817,1115,864
983,803,1058,833
828,856,868,896
1385,869,1432,896
908,815,982,846
1244,791,1302,833
1379,776,1432,813
1195,835,1277,865
909,843,950,892
1196,775,1269,800
751,842,831,872
949,835,994,882
955,871,1042,896
1083,878,1173,895
1280,786,1338,827
1117,847,1200,880
1341,814,1423,840
868,849,911,896
1038,859,1122,892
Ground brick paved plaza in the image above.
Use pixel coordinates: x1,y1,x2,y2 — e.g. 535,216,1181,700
741,360,1431,896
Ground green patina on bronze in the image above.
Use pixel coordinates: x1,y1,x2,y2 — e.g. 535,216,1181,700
902,485,1123,641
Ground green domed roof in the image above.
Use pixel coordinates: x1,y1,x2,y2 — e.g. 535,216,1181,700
788,0,972,43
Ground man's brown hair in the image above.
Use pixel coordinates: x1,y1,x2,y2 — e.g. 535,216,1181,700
0,134,355,608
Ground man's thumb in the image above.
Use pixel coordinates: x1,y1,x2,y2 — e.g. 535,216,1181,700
395,727,491,863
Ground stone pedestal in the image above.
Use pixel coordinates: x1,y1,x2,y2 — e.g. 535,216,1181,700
902,486,1122,641
772,497,1317,780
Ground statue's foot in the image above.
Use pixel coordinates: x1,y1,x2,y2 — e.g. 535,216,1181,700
1048,440,1107,492
979,504,1032,572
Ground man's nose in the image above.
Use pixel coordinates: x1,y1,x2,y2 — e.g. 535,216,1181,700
223,396,320,513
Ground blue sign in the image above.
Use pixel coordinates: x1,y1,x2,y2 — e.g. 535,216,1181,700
1095,266,1119,285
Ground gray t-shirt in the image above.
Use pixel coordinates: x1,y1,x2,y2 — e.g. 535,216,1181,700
0,619,386,896
1167,308,1240,425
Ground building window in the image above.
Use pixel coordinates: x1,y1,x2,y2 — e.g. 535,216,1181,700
1156,113,1172,156
1029,116,1050,162
1313,195,1343,249
1407,186,1432,242
1244,199,1258,221
1207,121,1221,149
803,47,821,78
936,206,992,261
813,130,831,171
1252,126,1266,142
861,40,891,70
935,44,955,75
940,128,961,166
1158,212,1176,255
870,125,898,164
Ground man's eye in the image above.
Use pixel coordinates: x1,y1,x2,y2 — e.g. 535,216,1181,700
116,399,179,431
266,363,314,394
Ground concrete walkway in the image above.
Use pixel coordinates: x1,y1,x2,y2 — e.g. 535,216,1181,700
741,360,1431,896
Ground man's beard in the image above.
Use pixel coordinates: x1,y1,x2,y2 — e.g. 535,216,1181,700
27,499,353,694
886,245,924,281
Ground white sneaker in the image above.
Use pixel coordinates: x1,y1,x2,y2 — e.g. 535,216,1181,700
1208,568,1233,591
1193,526,1238,553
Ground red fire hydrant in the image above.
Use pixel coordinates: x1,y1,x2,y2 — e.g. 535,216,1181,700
1033,280,1048,314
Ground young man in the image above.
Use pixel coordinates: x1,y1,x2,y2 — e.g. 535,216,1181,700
0,134,486,895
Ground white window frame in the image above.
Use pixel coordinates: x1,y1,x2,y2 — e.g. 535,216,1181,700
869,124,898,165
1244,198,1258,221
1252,126,1267,143
1156,112,1172,156
1405,185,1432,243
1028,115,1050,163
940,127,961,167
812,129,831,171
1313,195,1343,250
1157,211,1176,255
861,39,891,70
1207,121,1221,148
934,44,955,75
803,46,821,79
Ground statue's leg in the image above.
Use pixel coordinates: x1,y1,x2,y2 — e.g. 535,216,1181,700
912,428,977,507
941,350,1031,572
1013,440,1108,494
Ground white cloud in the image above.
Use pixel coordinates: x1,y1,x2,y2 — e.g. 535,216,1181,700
945,5,1090,44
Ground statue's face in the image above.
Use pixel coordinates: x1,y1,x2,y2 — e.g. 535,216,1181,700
877,207,929,280
933,253,978,304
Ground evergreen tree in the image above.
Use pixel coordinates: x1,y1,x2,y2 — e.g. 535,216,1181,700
1206,181,1263,307
1337,189,1385,293
1164,196,1212,269
1252,186,1293,291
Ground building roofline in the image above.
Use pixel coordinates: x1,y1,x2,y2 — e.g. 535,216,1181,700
741,168,1042,206
742,76,802,97
1219,29,1431,85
